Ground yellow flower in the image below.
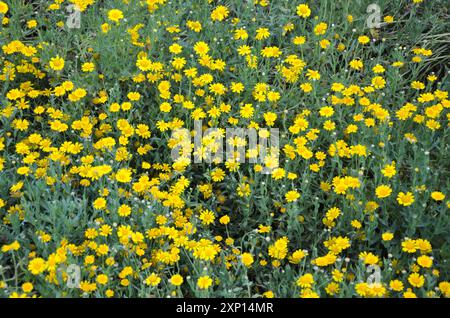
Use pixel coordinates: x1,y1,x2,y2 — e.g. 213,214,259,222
169,43,183,54
389,280,404,292
219,215,230,225
81,62,95,72
439,282,450,297
268,237,289,260
375,185,392,198
49,56,65,71
96,274,108,285
241,253,254,267
325,282,340,295
193,41,210,55
402,239,417,253
22,282,33,293
101,23,110,33
403,289,417,298
197,276,213,289
384,15,394,23
306,69,320,80
108,9,124,23
1,240,21,252
359,251,379,265
397,192,415,206
261,46,282,58
372,76,386,89
285,190,300,202
296,4,311,18
417,255,433,268
351,220,362,229
187,20,202,32
116,168,132,183
118,204,131,217
170,274,184,286
93,197,107,210
296,273,314,288
145,273,161,286
381,162,397,178
27,20,37,28
408,273,425,288
358,35,370,44
300,289,319,298
199,209,215,225
350,59,363,70
28,258,47,275
263,291,274,298
314,22,327,35
382,232,394,241
0,1,9,14
211,6,229,22
431,191,445,201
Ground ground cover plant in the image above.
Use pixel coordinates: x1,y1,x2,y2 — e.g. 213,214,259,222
0,0,449,298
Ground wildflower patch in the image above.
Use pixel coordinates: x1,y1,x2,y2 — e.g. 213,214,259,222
0,0,449,298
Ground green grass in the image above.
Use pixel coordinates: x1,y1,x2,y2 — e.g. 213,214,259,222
0,0,449,298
